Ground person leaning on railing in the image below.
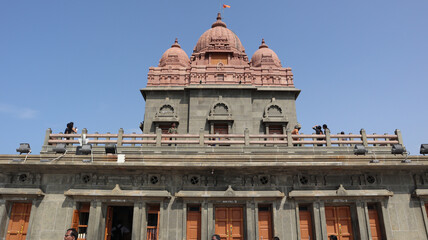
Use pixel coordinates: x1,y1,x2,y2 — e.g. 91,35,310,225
291,124,301,146
64,122,77,134
168,123,178,146
313,125,323,146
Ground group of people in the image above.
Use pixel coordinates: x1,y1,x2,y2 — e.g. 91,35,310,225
291,123,330,146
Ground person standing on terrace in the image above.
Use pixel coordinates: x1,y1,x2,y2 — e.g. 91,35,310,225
322,124,329,134
313,125,323,146
291,124,301,146
64,122,77,134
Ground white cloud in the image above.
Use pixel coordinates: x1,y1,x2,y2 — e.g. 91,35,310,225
0,103,38,119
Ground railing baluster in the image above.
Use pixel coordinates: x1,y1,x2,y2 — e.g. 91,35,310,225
44,128,52,146
360,129,368,147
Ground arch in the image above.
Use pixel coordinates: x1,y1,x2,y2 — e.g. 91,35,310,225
153,99,179,123
208,97,233,119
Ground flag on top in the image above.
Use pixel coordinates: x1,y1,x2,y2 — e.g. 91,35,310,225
223,4,231,8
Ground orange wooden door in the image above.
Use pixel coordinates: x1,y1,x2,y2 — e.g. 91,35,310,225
214,124,228,134
104,206,113,240
368,205,382,240
268,125,283,135
187,206,201,240
6,203,32,240
325,206,353,240
299,206,313,240
258,206,272,240
215,207,243,240
147,206,160,240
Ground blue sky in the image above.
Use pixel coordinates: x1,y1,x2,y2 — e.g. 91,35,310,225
1,0,427,155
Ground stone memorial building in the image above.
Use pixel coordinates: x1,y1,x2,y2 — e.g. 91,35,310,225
1,13,428,240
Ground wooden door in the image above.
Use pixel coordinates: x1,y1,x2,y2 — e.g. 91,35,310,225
187,206,201,240
258,206,272,240
71,203,90,240
268,125,283,135
299,206,313,240
6,203,32,240
368,205,383,240
104,206,113,240
147,205,160,240
325,206,353,240
214,124,228,134
215,207,243,240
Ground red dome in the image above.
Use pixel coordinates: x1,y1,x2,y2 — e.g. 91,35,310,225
250,39,282,68
194,13,245,54
159,39,190,67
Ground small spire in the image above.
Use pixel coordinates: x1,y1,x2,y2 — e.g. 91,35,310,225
259,38,269,49
212,12,227,28
171,38,181,48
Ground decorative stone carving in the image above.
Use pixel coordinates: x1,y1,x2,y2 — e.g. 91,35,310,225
153,98,179,123
262,99,287,123
208,96,233,121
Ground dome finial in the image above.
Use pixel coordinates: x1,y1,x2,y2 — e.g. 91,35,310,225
212,12,227,28
259,38,268,49
171,38,181,48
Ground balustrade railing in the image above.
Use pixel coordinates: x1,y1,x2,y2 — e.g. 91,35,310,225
43,128,402,148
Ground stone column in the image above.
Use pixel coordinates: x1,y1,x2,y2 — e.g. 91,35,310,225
207,202,214,238
361,129,368,147
87,200,102,240
0,200,8,239
380,200,393,239
294,203,301,240
313,201,327,240
132,201,144,240
325,128,332,147
159,200,167,240
26,198,42,240
356,201,369,240
141,202,148,240
246,200,255,239
182,202,187,240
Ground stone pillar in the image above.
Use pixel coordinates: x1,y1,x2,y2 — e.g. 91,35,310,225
356,201,369,240
156,128,162,147
395,129,404,145
43,128,52,145
420,199,428,239
361,129,368,147
199,129,204,146
286,129,293,147
141,202,148,240
26,199,42,240
0,200,8,238
159,200,167,240
294,203,301,240
207,202,214,238
87,200,102,240
182,202,187,240
117,128,124,147
132,201,144,240
246,200,255,239
244,128,250,146
325,128,331,147
380,200,393,239
313,201,327,240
